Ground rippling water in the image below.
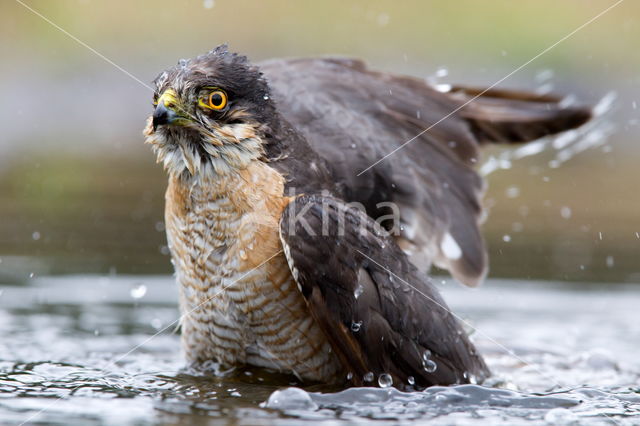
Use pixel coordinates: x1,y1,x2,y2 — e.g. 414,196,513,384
0,276,638,425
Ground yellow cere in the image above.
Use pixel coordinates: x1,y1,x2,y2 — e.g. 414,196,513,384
157,89,180,109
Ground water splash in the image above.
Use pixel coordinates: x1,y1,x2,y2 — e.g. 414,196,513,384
1,276,639,424
479,92,617,177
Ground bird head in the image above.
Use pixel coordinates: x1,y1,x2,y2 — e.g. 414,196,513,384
144,45,276,177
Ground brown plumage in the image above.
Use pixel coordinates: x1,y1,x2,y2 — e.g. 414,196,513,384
143,45,592,390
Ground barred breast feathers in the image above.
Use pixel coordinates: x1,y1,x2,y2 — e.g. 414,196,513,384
163,160,343,381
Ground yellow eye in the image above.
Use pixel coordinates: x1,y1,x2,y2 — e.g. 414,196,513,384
205,90,227,110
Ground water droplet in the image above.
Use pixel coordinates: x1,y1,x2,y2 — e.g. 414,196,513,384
155,221,165,232
422,350,437,373
354,284,364,299
29,272,35,278
435,67,448,78
378,373,393,388
535,69,554,82
560,206,572,219
150,318,163,330
346,372,353,380
505,186,520,198
535,83,554,95
203,0,215,8
407,376,415,385
350,143,357,149
32,231,41,241
363,372,374,382
502,234,511,242
130,284,147,299
606,255,615,268
377,13,390,27
94,329,100,336
239,250,247,260
263,94,270,100
350,321,362,332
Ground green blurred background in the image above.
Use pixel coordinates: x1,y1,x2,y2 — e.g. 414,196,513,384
0,0,638,284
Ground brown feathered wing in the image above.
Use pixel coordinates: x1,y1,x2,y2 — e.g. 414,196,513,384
263,58,591,286
279,194,490,390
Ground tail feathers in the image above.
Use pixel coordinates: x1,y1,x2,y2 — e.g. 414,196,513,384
448,86,593,144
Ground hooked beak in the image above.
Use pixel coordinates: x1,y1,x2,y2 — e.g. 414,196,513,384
152,103,177,130
152,89,181,130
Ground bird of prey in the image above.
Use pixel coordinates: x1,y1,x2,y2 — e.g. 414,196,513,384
144,45,591,390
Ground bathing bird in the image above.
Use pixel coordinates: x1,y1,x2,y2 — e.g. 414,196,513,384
144,45,591,390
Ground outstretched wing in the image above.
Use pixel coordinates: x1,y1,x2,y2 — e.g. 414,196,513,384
279,194,489,390
262,58,591,286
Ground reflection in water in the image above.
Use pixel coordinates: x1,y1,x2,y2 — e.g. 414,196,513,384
0,276,638,424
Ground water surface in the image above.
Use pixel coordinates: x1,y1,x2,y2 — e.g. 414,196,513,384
1,276,638,424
